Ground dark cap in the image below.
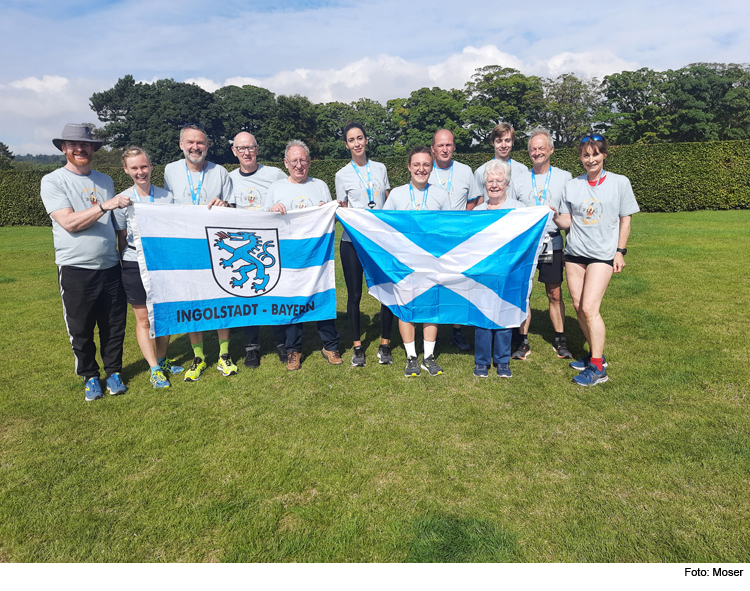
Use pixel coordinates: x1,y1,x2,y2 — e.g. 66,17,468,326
52,124,103,151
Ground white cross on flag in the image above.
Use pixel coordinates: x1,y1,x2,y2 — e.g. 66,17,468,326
336,206,551,329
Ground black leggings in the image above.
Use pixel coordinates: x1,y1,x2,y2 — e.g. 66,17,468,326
340,240,394,341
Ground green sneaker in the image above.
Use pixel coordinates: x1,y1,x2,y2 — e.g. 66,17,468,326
217,353,238,376
184,357,207,382
160,358,184,375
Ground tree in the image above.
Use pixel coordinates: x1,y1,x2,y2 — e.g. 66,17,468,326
601,68,673,144
0,142,14,170
212,84,277,149
388,87,470,155
464,66,544,146
262,94,319,160
533,74,604,147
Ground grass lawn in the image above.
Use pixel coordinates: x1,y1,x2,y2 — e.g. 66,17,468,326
0,211,748,563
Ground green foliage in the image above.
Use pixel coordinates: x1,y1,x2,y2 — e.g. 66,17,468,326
0,142,14,171
2,141,748,226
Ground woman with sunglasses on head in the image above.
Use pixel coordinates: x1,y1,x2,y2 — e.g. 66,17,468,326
117,146,183,389
383,146,451,377
550,134,639,386
335,122,392,368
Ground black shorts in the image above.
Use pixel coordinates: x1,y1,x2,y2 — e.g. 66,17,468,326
537,249,564,284
121,260,147,305
565,254,614,267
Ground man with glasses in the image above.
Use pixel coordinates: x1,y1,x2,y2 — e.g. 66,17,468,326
163,123,235,382
512,127,573,361
40,124,131,401
429,129,482,353
226,131,289,368
264,140,342,371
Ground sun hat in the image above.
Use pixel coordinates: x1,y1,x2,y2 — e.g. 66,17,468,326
52,124,103,151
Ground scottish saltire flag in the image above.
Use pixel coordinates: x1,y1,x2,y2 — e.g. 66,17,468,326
336,206,552,330
131,202,338,337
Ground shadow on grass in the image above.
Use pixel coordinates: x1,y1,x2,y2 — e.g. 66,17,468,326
406,513,521,563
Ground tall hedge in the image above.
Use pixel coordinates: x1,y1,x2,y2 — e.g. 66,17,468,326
2,141,748,226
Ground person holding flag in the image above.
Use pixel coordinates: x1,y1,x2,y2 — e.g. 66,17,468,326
163,124,235,382
513,128,574,361
334,123,393,367
117,147,182,389
471,159,526,378
383,146,451,377
551,134,639,386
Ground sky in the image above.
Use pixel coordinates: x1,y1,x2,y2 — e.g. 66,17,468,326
1,0,747,155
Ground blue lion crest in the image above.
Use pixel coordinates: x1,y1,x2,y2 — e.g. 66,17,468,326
212,230,278,293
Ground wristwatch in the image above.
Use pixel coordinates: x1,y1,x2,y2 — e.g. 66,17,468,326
616,248,627,255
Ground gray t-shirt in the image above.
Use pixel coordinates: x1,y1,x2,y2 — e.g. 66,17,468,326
383,183,451,211
474,158,529,202
227,164,287,210
163,159,231,205
40,167,124,269
556,172,640,260
515,166,573,250
429,160,481,211
335,160,390,241
264,177,332,211
120,185,173,263
472,197,526,211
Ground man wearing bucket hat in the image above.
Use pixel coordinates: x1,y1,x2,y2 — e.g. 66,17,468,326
40,124,132,401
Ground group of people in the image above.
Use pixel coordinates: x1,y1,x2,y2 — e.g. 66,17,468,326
40,120,638,401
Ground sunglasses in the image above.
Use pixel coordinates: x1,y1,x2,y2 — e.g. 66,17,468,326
580,134,604,144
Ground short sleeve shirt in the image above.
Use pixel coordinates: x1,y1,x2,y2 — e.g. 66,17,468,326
120,185,174,263
163,159,231,205
335,160,390,241
383,183,451,211
555,172,640,260
515,166,572,250
429,161,481,211
227,164,287,210
264,177,332,211
474,158,529,202
40,167,123,269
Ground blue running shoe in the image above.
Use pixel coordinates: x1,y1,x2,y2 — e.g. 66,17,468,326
106,372,127,395
84,377,103,402
497,363,512,378
150,369,171,389
473,364,489,378
570,355,607,371
572,364,609,386
160,358,184,375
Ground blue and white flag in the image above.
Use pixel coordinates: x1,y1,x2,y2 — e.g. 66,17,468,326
336,206,552,330
131,202,338,337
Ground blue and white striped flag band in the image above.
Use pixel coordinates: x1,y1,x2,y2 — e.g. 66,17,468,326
131,202,338,337
336,206,552,330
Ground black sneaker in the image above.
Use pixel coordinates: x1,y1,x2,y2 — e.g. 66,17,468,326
552,336,573,359
276,344,288,364
377,344,393,365
351,346,366,367
421,355,444,376
404,356,420,377
451,331,472,352
244,349,260,368
511,340,530,360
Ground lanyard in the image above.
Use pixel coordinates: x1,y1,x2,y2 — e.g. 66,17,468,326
409,182,429,211
591,170,607,187
185,162,205,205
432,162,453,193
132,185,154,203
351,160,374,208
531,168,552,205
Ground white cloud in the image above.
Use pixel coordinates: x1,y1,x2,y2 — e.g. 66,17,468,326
535,52,640,80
